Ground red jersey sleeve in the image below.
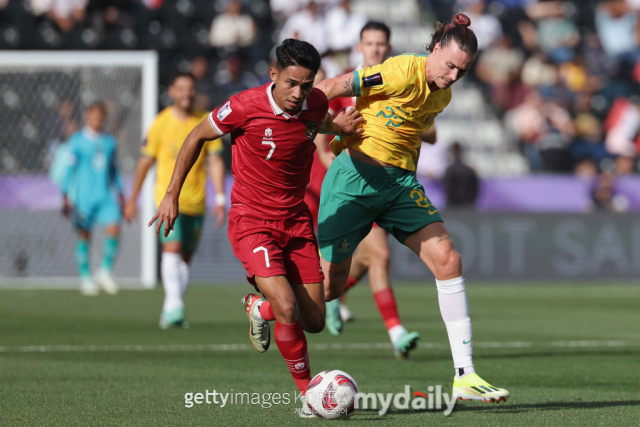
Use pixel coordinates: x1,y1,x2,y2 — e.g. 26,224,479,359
209,95,246,135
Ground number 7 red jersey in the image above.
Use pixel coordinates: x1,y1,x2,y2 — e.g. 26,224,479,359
209,83,329,220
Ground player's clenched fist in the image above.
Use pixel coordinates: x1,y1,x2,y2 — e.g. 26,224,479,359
148,195,179,237
333,108,364,136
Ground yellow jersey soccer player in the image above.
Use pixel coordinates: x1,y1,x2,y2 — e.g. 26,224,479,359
125,72,226,329
316,14,509,403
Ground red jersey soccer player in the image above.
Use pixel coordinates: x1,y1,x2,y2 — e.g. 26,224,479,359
150,39,363,418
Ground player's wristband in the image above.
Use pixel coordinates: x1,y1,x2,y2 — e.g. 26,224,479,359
215,194,226,207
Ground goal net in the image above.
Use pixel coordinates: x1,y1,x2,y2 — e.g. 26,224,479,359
0,51,158,288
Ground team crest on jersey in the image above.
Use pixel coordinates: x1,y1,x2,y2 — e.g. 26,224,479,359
217,101,232,121
306,121,318,140
363,72,383,88
265,128,272,137
337,239,350,253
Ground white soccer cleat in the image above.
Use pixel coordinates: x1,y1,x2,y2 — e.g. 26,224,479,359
241,293,271,353
339,303,355,322
298,394,315,418
95,269,119,295
80,278,99,296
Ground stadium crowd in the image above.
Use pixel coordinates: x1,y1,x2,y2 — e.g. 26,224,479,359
1,0,638,180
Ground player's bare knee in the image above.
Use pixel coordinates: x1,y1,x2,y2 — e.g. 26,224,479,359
273,299,299,324
436,250,462,279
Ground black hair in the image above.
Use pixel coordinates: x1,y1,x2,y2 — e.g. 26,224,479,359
427,13,478,55
275,39,321,74
360,21,391,43
170,72,196,85
87,102,106,112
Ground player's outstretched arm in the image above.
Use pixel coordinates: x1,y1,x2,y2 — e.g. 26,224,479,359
149,118,223,237
319,109,364,137
316,73,357,101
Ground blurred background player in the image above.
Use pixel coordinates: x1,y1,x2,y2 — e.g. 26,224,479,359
317,14,509,402
124,73,226,329
60,102,124,296
149,39,362,418
308,21,423,359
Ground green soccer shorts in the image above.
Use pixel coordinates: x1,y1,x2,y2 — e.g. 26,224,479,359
318,151,443,263
160,213,204,254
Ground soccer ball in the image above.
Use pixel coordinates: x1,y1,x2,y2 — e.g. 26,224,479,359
305,370,359,419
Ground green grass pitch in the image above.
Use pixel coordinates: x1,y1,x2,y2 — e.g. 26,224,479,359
1,283,639,426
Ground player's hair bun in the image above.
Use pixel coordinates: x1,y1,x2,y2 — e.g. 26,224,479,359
453,13,471,27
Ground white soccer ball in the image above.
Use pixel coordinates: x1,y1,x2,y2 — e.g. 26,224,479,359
305,369,359,419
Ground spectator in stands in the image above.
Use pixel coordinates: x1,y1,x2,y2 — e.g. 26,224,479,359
279,1,327,54
464,0,503,51
444,143,479,209
33,0,87,34
605,97,640,174
526,0,580,63
214,54,260,106
475,35,525,111
325,0,366,54
209,0,256,50
189,56,215,110
595,0,640,67
590,171,629,212
570,112,610,168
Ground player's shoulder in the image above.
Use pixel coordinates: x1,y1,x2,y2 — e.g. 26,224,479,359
192,108,210,121
306,87,329,112
151,107,173,129
395,53,427,70
439,87,453,106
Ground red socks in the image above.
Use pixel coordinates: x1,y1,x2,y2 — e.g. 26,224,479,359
344,276,359,292
373,289,401,330
274,321,311,394
259,301,276,321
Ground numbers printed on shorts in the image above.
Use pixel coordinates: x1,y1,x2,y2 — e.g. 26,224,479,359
410,189,438,215
253,246,270,267
262,141,276,160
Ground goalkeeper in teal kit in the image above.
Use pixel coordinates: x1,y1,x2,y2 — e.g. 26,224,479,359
61,103,125,295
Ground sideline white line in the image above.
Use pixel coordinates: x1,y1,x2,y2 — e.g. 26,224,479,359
0,341,632,353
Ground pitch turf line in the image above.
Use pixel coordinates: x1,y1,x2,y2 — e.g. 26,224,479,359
0,340,632,353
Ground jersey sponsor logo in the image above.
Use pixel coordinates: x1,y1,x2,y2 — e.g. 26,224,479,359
362,72,383,88
306,121,318,140
217,101,232,121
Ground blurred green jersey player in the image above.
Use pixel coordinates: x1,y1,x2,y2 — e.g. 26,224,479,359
61,103,124,296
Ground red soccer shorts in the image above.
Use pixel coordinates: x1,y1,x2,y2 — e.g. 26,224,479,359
228,207,325,287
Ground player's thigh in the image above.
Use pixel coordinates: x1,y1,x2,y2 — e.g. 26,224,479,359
317,157,377,264
292,282,325,333
160,213,184,249
376,172,444,248
73,204,96,232
403,221,461,280
353,225,388,267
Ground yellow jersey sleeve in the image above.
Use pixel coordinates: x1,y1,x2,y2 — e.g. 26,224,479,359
141,115,163,158
354,55,417,99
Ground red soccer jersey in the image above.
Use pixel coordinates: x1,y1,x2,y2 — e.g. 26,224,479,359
209,83,329,220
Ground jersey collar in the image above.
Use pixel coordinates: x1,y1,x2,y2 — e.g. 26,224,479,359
266,82,308,119
82,126,101,141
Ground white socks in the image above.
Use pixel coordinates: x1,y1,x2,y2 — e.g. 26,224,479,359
178,258,189,295
436,276,475,376
162,252,184,312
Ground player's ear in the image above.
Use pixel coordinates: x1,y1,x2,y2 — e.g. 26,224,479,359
356,42,362,54
270,68,278,83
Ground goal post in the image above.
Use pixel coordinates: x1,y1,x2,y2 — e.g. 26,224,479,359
0,51,158,288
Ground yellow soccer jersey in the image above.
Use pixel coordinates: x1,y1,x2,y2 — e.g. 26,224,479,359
141,107,223,216
332,54,452,171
